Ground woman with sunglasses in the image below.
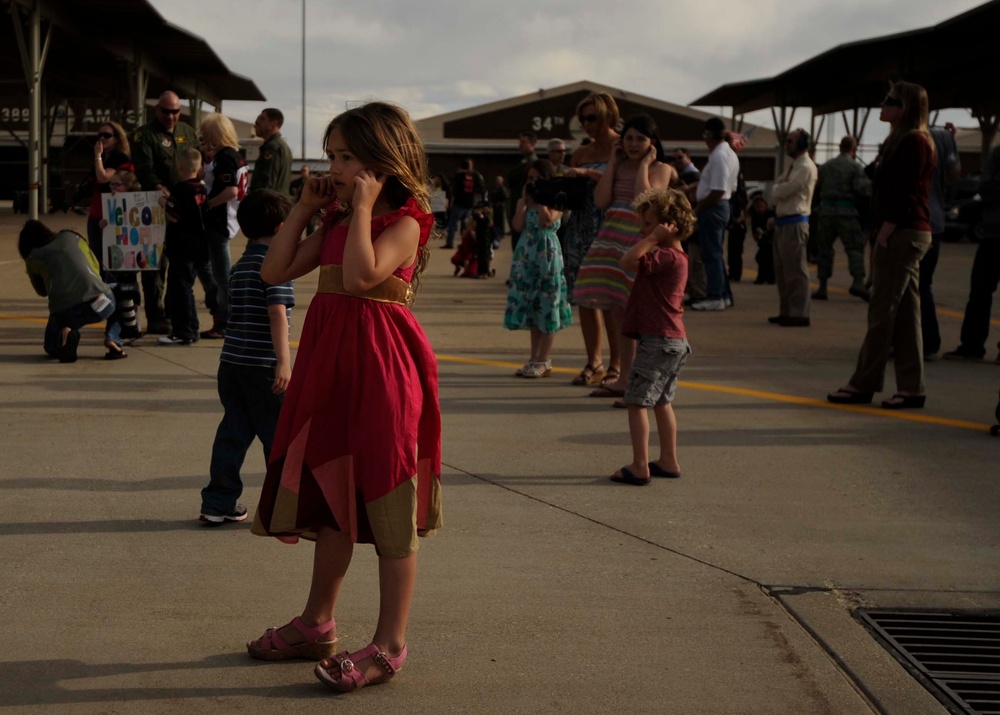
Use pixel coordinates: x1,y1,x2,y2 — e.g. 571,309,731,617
563,92,620,387
86,122,132,268
827,81,936,410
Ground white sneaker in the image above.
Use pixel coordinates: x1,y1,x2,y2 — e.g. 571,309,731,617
724,296,734,307
689,299,726,311
157,334,193,346
199,504,248,526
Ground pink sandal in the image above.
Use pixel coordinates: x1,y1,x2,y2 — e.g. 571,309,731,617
315,642,407,692
247,616,338,661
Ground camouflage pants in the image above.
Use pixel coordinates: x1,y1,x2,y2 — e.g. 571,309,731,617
816,216,866,281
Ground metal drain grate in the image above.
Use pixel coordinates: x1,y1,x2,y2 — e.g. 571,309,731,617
857,609,1000,715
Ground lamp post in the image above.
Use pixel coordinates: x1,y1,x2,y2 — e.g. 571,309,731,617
301,0,306,159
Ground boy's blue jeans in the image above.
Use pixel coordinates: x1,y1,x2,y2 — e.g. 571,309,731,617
202,361,284,516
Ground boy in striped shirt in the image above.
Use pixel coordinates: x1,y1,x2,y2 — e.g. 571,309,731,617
200,190,295,525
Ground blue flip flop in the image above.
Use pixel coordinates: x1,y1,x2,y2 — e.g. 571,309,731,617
648,463,681,479
610,466,651,486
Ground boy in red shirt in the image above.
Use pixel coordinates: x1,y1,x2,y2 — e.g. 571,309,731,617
612,188,696,486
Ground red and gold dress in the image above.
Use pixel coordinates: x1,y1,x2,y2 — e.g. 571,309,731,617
251,198,442,558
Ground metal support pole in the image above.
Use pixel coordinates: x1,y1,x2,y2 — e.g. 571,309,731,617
28,0,40,220
857,108,872,142
40,85,47,213
134,62,146,126
771,106,782,176
301,0,306,159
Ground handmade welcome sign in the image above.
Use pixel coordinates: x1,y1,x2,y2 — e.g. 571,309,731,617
101,191,166,271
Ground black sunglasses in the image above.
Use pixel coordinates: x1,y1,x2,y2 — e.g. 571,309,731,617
97,131,114,139
882,95,902,108
158,106,181,115
579,113,599,124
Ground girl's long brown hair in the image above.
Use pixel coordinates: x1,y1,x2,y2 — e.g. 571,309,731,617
322,102,433,301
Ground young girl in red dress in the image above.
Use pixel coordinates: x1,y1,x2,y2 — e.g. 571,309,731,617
247,102,442,693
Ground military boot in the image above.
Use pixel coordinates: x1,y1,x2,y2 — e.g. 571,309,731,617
848,277,870,302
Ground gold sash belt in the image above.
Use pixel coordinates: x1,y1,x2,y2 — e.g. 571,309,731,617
317,264,412,305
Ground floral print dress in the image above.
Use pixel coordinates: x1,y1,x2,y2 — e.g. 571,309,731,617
504,208,573,334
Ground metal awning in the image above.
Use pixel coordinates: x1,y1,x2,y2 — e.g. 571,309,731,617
689,0,1000,171
690,0,999,115
2,0,266,218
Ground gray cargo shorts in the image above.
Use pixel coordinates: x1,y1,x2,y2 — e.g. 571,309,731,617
624,336,691,407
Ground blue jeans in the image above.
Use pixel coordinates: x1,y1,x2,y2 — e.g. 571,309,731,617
698,202,731,301
205,229,231,330
43,291,118,356
202,361,284,516
446,206,471,248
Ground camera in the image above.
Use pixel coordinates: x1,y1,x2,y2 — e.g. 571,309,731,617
526,176,589,210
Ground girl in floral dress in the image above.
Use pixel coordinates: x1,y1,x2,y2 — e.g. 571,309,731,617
504,159,573,378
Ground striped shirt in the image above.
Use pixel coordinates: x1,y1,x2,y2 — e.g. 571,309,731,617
220,243,294,368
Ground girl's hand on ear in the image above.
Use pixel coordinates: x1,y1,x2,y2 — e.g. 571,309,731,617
640,145,657,167
300,176,336,211
353,170,386,212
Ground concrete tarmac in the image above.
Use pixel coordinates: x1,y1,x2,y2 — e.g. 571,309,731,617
1,211,998,714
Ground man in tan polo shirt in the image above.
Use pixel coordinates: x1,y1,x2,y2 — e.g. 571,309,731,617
769,129,818,327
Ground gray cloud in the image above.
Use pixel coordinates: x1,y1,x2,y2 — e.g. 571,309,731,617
149,0,984,158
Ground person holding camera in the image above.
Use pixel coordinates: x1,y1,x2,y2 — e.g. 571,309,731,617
504,160,573,378
574,114,675,404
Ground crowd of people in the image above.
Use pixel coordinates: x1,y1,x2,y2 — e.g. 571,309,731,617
422,88,998,423
15,83,1000,693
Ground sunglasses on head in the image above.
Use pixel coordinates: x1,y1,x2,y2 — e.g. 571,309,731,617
882,95,902,108
579,113,599,124
98,131,114,139
159,107,181,115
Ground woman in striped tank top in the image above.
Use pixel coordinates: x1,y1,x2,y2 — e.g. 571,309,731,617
574,114,677,402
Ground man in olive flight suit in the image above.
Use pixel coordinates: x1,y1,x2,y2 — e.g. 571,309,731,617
812,135,871,301
249,108,292,195
131,91,200,333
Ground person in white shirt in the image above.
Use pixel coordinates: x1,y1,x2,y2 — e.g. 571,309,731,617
691,118,740,311
768,129,818,326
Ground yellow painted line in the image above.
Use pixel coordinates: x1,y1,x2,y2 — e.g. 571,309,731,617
0,316,995,432
433,353,994,433
0,314,48,325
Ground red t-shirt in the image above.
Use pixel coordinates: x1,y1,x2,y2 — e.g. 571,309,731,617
622,246,688,339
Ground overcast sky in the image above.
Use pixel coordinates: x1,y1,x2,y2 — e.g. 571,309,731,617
148,0,983,159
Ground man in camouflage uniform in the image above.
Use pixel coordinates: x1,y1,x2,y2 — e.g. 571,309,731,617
812,135,871,301
132,91,199,333
249,108,292,195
